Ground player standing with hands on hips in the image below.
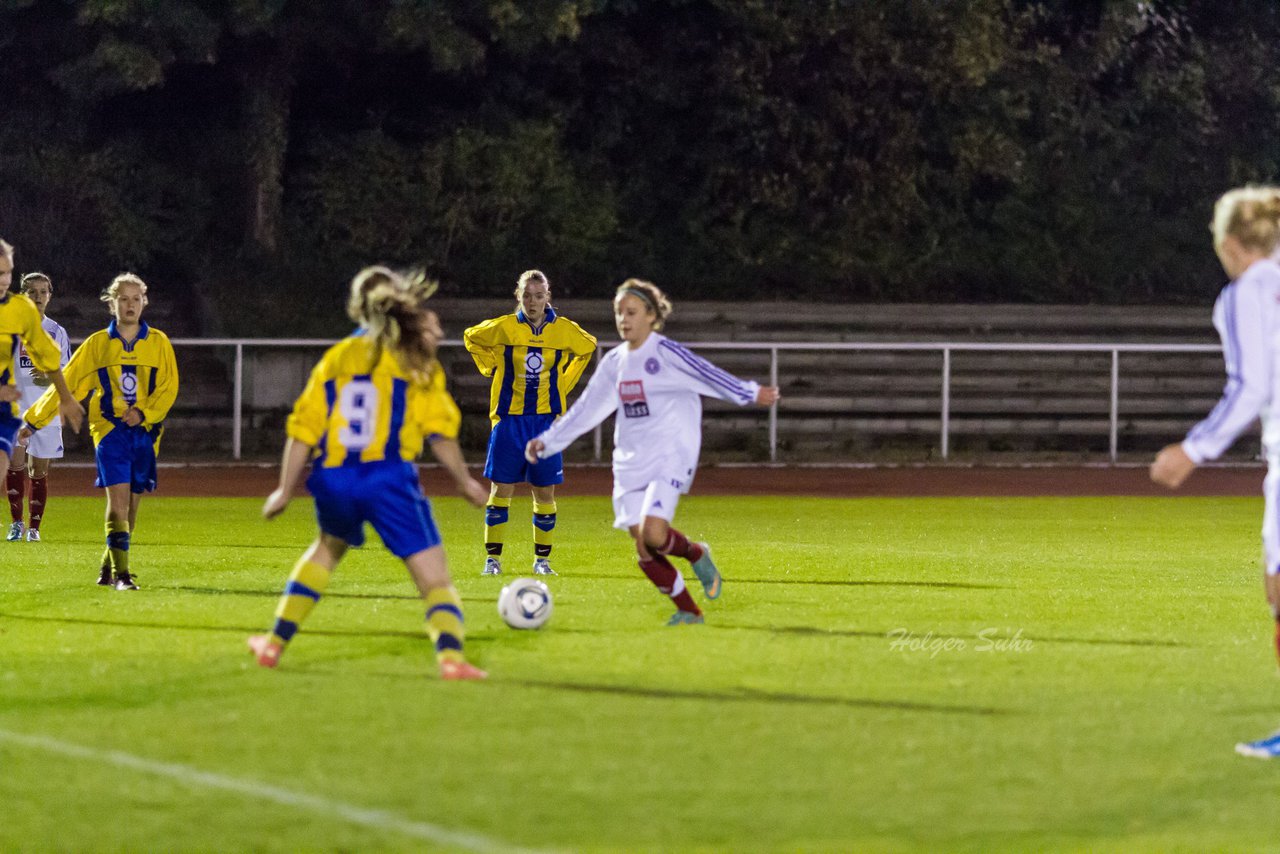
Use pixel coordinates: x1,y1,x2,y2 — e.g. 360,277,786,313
0,239,85,520
1150,185,1280,758
7,273,72,543
251,267,490,680
23,273,178,590
526,279,780,625
464,270,597,577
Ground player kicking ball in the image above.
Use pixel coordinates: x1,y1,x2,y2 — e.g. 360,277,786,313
526,279,779,625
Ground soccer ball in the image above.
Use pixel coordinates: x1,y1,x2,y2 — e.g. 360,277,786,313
497,578,553,630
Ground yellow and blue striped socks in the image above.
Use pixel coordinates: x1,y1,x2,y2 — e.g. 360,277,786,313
484,496,511,556
425,586,466,664
532,500,557,557
267,557,333,648
105,519,130,577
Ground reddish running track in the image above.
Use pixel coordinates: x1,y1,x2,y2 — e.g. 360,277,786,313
45,463,1266,498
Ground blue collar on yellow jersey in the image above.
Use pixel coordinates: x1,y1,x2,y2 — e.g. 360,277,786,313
107,319,152,352
517,305,558,335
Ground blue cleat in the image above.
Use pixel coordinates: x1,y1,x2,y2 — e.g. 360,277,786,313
690,542,721,600
1236,731,1280,759
666,610,705,626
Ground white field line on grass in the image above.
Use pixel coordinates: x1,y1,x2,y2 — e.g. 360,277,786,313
0,728,543,854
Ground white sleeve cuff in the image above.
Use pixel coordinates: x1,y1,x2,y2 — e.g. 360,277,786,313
1181,439,1208,465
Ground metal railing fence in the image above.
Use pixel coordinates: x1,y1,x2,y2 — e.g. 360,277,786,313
147,338,1225,463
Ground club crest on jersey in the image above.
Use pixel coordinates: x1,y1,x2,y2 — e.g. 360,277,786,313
524,350,544,385
619,380,650,418
644,357,660,375
120,369,139,403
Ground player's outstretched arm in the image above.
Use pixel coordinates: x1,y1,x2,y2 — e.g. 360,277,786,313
48,369,85,433
428,437,488,507
264,437,312,519
755,386,781,407
1150,442,1196,489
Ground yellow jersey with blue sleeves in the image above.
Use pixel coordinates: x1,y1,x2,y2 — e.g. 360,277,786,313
463,307,598,427
24,320,179,444
287,335,461,468
2,293,62,420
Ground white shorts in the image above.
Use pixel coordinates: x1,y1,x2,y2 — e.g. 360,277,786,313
612,479,681,530
1265,466,1280,575
20,421,64,460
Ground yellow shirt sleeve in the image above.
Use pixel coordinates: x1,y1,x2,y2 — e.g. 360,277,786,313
284,357,333,448
23,335,100,430
560,320,599,394
462,316,506,378
139,332,180,424
416,364,461,442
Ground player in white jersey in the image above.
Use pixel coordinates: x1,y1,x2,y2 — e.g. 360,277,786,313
7,273,73,542
1151,185,1280,758
526,279,780,624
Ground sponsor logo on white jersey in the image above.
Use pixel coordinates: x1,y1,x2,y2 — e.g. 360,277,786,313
620,380,649,418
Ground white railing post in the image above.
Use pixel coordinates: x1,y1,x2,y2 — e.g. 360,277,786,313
1110,349,1119,463
769,346,778,463
941,347,951,460
233,342,244,461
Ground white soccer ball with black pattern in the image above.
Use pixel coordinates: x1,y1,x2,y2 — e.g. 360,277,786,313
497,578,553,630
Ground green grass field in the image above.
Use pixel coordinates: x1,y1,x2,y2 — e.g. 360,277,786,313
3,492,1279,852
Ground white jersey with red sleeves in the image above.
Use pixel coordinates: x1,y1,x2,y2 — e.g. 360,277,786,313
1182,259,1280,464
15,315,71,415
534,332,760,492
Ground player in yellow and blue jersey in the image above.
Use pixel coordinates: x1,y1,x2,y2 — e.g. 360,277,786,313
23,273,178,591
463,270,597,576
250,266,490,681
8,272,73,543
0,238,84,475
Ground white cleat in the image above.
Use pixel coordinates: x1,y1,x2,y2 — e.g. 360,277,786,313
482,556,502,576
25,528,40,543
6,521,24,542
532,557,556,576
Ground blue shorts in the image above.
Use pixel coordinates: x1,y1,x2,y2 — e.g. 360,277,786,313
307,459,442,558
95,425,159,493
484,414,563,487
0,414,19,459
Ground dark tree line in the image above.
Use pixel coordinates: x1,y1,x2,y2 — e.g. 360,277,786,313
3,0,1280,332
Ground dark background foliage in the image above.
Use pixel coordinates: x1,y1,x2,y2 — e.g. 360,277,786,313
3,0,1279,333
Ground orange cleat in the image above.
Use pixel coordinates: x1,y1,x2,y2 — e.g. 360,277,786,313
440,660,488,681
247,635,283,669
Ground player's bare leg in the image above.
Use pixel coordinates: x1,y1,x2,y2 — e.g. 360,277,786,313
102,483,139,589
405,545,486,680
644,516,720,600
631,521,704,625
249,534,346,668
1235,572,1280,757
